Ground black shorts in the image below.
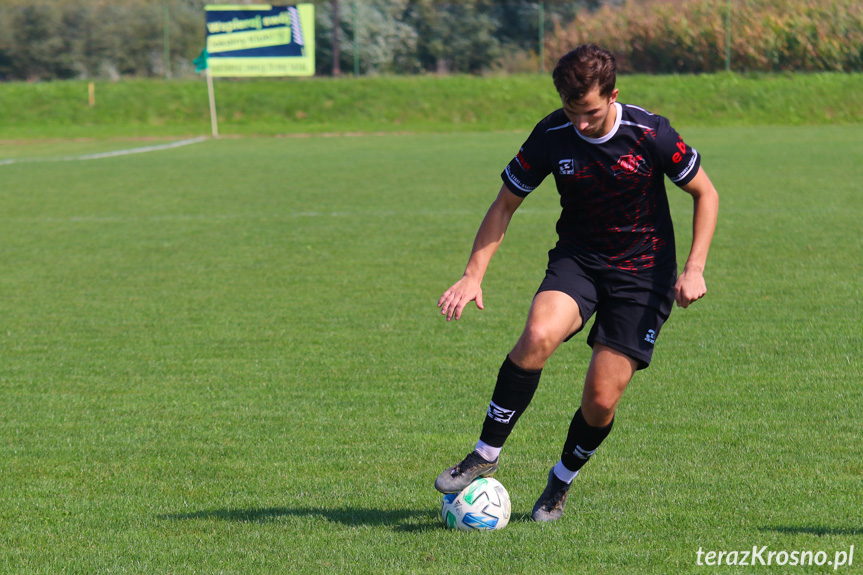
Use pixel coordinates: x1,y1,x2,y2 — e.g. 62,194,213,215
536,247,677,370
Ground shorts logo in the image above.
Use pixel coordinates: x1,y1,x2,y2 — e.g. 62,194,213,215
487,401,516,424
559,159,575,175
644,329,656,345
613,154,646,176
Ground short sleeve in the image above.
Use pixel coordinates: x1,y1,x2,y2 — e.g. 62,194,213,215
655,117,701,187
501,120,553,197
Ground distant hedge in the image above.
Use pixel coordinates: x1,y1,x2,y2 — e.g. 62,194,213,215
548,0,863,73
0,2,204,80
0,0,584,80
1,0,861,80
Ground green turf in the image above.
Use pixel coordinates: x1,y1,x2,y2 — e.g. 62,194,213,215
1,72,863,140
0,127,861,574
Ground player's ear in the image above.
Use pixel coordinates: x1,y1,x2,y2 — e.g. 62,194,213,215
608,89,619,105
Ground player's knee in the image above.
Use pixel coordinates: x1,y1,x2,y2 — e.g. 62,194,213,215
518,322,561,358
581,395,618,426
510,326,560,370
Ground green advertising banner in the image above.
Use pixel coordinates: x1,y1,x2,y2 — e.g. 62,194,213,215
204,4,315,77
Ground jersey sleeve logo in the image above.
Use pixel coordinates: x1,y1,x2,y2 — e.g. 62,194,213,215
515,148,531,171
672,139,687,163
612,154,646,176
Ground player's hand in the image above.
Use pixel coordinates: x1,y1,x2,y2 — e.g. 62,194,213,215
438,275,484,321
675,266,707,308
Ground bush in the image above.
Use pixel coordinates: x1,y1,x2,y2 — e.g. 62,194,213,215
0,2,204,80
547,0,863,73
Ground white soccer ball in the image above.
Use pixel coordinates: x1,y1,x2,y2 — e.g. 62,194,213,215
441,477,511,531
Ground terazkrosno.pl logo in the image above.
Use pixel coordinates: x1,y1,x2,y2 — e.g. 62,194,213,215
696,545,854,569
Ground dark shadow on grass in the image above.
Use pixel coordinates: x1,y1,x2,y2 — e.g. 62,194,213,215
158,507,440,533
511,511,533,524
759,526,863,537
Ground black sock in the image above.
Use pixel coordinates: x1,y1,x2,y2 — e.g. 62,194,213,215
559,408,614,472
478,355,541,449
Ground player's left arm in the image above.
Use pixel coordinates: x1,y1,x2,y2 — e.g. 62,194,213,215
676,166,719,308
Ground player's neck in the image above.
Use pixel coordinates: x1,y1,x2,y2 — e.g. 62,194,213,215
596,102,618,138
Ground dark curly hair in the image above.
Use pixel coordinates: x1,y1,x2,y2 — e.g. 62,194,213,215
552,44,617,102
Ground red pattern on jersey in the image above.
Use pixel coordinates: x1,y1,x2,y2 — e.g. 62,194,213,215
556,131,668,271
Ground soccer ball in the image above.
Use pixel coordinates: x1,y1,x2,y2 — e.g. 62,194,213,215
441,477,511,531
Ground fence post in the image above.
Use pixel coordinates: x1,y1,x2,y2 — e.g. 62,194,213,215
353,0,359,77
163,4,170,79
725,0,731,72
538,2,545,74
333,0,341,76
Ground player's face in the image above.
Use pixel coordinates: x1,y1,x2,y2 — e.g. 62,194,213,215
561,86,619,138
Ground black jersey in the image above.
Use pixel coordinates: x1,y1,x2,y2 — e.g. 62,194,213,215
501,103,700,273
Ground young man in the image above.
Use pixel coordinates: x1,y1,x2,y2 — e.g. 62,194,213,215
435,44,719,522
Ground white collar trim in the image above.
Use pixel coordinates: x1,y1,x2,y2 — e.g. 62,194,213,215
574,102,622,145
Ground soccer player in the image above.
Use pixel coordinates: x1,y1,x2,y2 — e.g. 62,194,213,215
434,44,719,522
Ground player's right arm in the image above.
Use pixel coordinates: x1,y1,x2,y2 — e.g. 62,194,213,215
438,184,524,322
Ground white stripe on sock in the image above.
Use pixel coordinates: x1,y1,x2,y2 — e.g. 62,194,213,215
474,439,501,462
553,460,579,484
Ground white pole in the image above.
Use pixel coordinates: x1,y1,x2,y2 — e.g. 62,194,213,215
206,68,219,138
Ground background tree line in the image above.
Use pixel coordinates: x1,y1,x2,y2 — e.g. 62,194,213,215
0,0,589,80
552,0,863,73
0,0,861,81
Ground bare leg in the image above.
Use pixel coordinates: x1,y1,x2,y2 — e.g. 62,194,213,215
509,290,583,370
580,343,638,427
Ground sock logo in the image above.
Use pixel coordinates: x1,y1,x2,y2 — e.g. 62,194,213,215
487,401,516,424
573,445,597,460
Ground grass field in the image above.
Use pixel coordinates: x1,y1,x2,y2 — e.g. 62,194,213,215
2,72,863,139
1,125,861,574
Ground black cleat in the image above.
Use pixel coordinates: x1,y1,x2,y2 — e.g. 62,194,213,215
434,451,499,494
531,468,572,522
